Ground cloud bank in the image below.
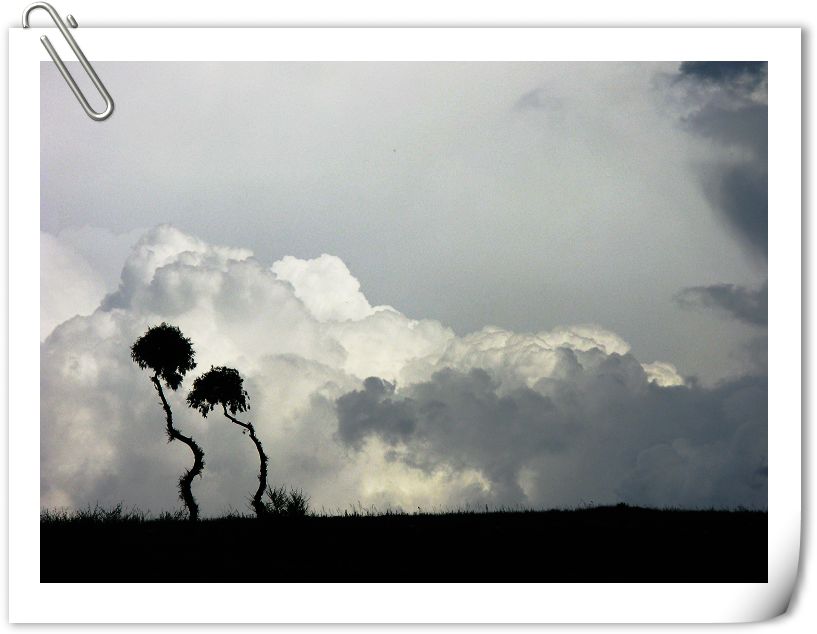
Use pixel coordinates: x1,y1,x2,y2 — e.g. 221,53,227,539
675,281,767,326
41,226,767,513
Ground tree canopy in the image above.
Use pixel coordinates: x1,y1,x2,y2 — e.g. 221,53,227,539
187,366,250,417
130,322,196,390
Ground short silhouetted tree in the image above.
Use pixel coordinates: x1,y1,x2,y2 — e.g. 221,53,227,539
131,323,204,521
187,366,269,518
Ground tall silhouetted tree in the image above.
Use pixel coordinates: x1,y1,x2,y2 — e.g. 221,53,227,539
131,323,204,521
187,366,269,518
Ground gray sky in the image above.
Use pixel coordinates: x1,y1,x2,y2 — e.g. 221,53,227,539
41,61,765,382
40,62,767,514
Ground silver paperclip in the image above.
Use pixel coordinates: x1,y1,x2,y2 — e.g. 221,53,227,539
22,2,114,121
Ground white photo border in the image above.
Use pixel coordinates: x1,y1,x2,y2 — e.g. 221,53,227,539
9,27,801,623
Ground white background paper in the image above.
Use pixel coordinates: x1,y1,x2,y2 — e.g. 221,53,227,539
2,1,811,630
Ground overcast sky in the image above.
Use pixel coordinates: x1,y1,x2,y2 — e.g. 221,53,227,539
40,61,767,514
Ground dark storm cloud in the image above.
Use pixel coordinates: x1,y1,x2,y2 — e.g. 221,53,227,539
335,353,767,509
337,368,574,504
675,280,767,326
701,160,767,255
677,61,767,257
679,61,767,88
685,102,767,155
336,377,418,448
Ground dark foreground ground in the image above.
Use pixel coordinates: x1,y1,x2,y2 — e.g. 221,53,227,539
41,506,767,582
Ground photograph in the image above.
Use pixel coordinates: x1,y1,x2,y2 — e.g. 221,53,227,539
39,60,768,583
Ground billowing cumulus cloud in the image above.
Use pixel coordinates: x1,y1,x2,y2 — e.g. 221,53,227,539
272,254,385,322
41,226,766,514
337,355,766,509
674,61,768,258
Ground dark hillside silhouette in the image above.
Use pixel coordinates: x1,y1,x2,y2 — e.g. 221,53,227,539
131,323,204,521
40,505,767,582
187,366,270,518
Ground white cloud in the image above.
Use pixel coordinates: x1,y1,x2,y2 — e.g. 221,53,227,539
272,253,381,322
642,361,685,387
41,232,106,340
41,226,766,514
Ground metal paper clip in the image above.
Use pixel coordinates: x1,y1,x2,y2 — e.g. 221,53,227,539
22,2,114,121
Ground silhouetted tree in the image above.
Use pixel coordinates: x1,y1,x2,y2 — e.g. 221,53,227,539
131,323,204,521
187,366,269,518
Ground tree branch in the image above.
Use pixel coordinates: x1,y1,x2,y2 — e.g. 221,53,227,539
151,374,205,521
222,405,269,517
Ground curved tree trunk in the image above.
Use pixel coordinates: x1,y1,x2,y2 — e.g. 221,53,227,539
223,405,269,518
151,374,205,521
